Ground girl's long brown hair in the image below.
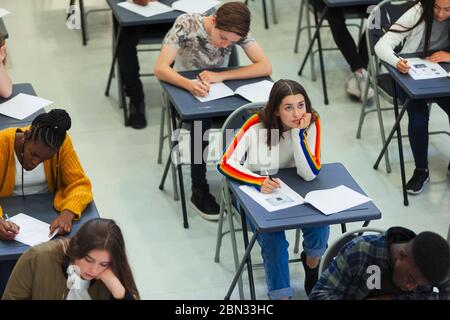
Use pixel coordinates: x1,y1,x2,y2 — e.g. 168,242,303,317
64,218,140,299
0,32,6,65
258,79,315,147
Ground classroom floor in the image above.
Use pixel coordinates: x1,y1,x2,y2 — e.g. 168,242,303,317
3,0,449,299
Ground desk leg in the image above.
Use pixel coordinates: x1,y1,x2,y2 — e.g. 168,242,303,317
79,0,87,46
105,23,121,97
240,208,256,300
170,105,188,228
392,86,409,206
225,232,258,300
262,0,269,29
341,223,347,234
313,1,328,105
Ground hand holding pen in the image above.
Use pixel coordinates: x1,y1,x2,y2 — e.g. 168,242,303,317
0,214,20,241
394,52,410,74
261,170,281,194
189,75,210,97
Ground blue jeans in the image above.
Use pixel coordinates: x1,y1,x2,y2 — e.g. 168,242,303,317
396,84,450,169
247,218,330,300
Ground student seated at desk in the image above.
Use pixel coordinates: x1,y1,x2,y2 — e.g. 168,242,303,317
154,1,272,221
0,32,12,98
0,109,93,240
375,0,450,194
315,0,373,101
218,80,329,299
117,0,173,129
2,218,139,300
310,227,450,300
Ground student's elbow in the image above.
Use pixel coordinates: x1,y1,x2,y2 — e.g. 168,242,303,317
262,60,272,76
154,63,164,80
0,84,12,98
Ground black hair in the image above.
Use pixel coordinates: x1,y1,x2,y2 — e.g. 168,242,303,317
28,109,71,150
412,231,450,284
390,0,450,52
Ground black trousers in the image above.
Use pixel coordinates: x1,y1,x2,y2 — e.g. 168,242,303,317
117,24,173,104
316,0,369,72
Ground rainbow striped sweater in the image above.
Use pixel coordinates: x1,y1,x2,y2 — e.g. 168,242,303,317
217,113,321,188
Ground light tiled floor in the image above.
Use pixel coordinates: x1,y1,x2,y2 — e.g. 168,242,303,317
2,0,449,299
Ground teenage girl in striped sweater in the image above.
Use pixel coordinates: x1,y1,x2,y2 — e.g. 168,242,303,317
218,79,330,299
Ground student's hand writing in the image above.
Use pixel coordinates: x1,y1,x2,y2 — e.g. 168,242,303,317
96,268,126,299
426,51,450,63
261,177,281,194
297,113,312,129
0,219,20,241
0,45,7,63
189,79,210,97
396,59,410,74
198,70,223,84
49,210,75,236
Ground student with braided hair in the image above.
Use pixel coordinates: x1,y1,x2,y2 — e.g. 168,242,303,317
0,32,12,98
0,109,93,241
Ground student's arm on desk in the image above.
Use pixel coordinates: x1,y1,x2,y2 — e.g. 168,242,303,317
154,45,210,97
391,276,450,300
49,135,93,235
199,43,272,83
291,112,321,182
0,44,12,98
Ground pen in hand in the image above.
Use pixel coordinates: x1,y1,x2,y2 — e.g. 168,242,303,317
4,214,19,235
393,52,416,73
197,75,210,94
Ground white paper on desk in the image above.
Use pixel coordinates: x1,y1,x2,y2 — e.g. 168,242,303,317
0,8,11,18
172,0,221,14
0,93,53,120
304,185,371,216
239,181,305,212
9,213,58,247
406,58,449,80
117,1,173,18
234,80,274,103
195,82,235,102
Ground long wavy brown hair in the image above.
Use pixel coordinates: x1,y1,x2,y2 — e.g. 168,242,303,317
0,32,7,65
64,218,140,299
258,79,315,147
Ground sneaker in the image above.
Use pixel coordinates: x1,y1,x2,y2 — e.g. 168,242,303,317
346,69,374,101
300,251,320,296
190,187,220,221
406,169,430,195
128,101,147,129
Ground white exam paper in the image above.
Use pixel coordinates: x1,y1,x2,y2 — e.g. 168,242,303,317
239,181,305,212
117,1,173,18
196,82,234,102
172,0,221,14
0,93,53,120
9,213,58,247
304,185,371,215
234,80,274,103
0,8,11,18
406,58,449,80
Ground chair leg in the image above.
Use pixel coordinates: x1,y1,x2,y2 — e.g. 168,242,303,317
294,228,301,254
294,0,305,53
79,0,88,45
157,94,167,164
214,189,226,263
166,105,179,201
306,4,316,82
270,0,278,24
226,191,245,300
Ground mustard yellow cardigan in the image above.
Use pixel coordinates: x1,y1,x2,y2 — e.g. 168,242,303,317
0,126,93,219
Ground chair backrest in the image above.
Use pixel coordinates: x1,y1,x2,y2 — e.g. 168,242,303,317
221,102,266,160
366,0,416,56
319,227,385,274
228,45,240,68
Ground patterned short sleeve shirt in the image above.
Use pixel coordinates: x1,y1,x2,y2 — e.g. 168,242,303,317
163,13,255,71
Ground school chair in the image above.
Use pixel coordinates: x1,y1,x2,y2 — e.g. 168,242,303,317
213,102,303,300
156,45,240,165
447,224,450,246
245,0,278,29
294,0,365,82
319,227,384,274
68,0,110,46
358,0,450,174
